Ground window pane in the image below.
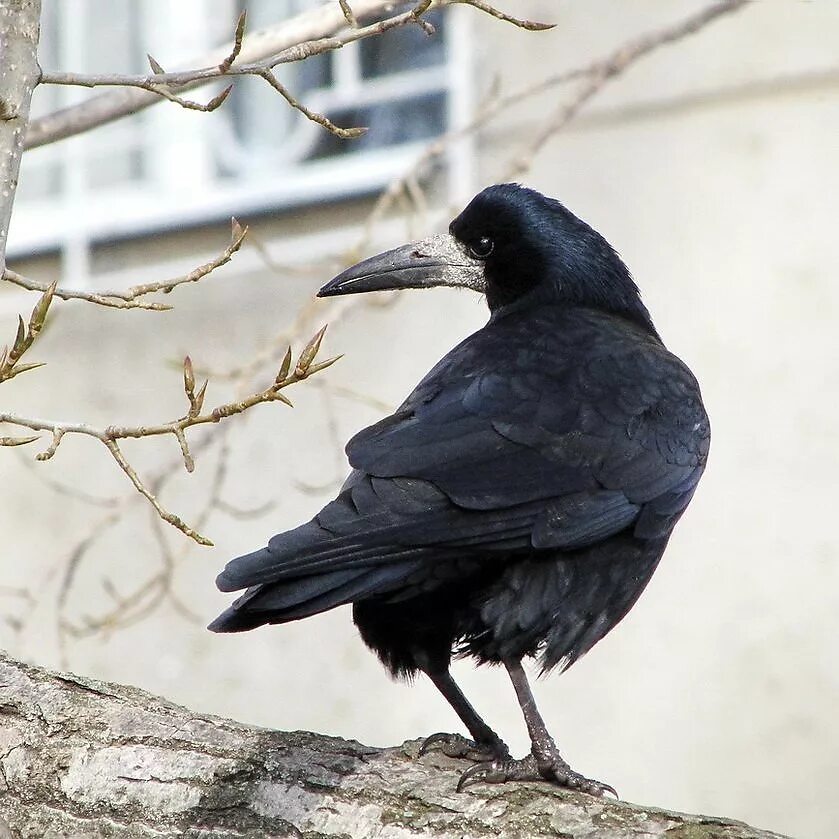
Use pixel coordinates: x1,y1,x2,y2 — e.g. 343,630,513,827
359,8,445,78
310,92,446,160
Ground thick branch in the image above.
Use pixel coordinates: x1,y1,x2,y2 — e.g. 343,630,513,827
0,652,789,839
0,0,41,273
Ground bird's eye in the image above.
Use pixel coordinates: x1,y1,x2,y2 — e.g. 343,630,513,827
469,236,494,259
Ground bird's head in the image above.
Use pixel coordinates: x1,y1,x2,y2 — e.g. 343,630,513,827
318,183,655,332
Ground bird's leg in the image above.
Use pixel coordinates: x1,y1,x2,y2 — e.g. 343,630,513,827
457,659,617,796
420,668,510,762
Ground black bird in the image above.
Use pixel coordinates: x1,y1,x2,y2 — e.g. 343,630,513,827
209,184,710,795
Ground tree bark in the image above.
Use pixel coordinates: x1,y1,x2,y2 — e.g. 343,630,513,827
0,652,787,839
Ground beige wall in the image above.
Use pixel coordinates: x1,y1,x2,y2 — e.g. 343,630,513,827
3,3,838,838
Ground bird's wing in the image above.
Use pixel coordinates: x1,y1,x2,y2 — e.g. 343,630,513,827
216,309,708,604
348,308,709,533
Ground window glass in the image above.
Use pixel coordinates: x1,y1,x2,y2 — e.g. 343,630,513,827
359,8,445,77
219,1,449,178
310,93,446,160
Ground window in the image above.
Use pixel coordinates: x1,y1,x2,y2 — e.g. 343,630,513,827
9,0,474,284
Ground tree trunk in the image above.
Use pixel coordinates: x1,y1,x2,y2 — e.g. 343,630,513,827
0,652,787,839
0,0,41,273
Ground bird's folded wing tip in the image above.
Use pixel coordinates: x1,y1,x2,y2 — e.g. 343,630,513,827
206,613,228,632
215,572,239,593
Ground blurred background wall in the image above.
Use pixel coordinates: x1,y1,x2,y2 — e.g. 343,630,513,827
2,2,838,837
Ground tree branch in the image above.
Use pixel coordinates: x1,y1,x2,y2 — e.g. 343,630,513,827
0,651,790,839
254,67,367,139
3,218,247,310
455,0,555,31
0,326,340,545
339,0,360,29
26,0,551,149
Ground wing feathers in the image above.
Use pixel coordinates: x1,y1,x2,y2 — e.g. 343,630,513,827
532,491,641,550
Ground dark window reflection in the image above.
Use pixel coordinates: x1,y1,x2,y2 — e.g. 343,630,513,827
310,93,445,159
359,9,445,78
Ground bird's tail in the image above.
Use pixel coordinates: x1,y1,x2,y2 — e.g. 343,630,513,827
207,555,422,633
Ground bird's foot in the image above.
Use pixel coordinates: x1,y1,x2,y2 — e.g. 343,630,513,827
456,750,617,797
420,732,510,763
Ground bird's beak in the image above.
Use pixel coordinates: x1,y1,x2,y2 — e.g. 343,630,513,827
317,233,485,298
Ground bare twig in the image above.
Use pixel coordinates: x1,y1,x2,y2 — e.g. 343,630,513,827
37,429,65,461
0,585,35,635
150,81,233,113
15,450,119,506
59,428,238,641
0,434,40,447
102,437,213,546
316,380,394,414
0,327,340,544
455,0,554,31
3,270,171,311
246,230,338,279
207,286,380,389
338,0,359,29
27,1,401,147
2,220,246,310
218,11,247,73
37,5,428,140
255,68,367,139
409,1,436,35
124,219,247,300
55,507,124,643
49,429,227,661
112,39,237,115
214,497,276,520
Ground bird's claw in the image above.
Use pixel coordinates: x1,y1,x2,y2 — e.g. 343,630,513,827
420,732,508,762
457,758,517,792
560,769,618,799
456,752,618,797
